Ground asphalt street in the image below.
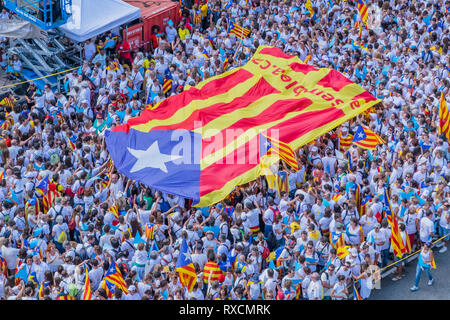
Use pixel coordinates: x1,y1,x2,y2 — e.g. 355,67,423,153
370,246,450,300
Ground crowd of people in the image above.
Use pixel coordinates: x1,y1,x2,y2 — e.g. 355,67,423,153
0,0,449,300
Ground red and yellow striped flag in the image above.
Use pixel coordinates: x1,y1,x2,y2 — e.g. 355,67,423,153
306,0,314,17
384,189,406,257
163,78,173,94
83,267,92,300
339,132,353,152
0,96,15,108
227,21,250,40
337,245,351,260
108,205,119,219
104,261,128,294
203,261,223,283
439,92,450,141
105,46,381,207
356,0,369,24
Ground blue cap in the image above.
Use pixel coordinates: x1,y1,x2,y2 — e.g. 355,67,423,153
33,227,43,237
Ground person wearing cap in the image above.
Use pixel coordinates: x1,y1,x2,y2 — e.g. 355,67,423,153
123,284,141,300
345,247,362,277
245,273,262,300
366,222,386,266
308,146,321,167
201,229,218,254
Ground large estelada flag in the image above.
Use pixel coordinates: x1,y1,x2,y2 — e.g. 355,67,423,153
105,46,381,207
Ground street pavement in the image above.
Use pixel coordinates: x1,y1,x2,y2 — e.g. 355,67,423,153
370,246,450,300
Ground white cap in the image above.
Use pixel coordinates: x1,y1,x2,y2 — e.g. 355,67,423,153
312,146,318,152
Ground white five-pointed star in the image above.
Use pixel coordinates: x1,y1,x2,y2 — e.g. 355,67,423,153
358,132,365,139
182,252,192,262
127,141,182,174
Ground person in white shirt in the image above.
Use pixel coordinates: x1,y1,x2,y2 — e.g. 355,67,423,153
367,223,386,265
321,263,337,300
31,255,49,283
438,204,450,253
307,272,323,300
419,210,435,245
331,274,348,300
263,268,277,297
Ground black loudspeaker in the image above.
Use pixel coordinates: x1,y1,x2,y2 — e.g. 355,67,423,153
13,83,28,96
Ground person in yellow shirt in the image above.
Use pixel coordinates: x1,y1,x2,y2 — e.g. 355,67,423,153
178,24,191,41
200,0,209,30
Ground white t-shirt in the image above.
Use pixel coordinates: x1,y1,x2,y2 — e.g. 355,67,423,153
419,217,434,243
439,211,449,229
307,280,323,300
52,223,69,242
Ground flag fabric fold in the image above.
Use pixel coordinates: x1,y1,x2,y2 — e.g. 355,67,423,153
439,92,449,141
384,189,406,257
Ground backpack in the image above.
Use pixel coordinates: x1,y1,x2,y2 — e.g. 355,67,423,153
261,245,270,260
77,180,87,196
65,187,75,199
68,216,76,230
68,283,79,298
358,170,368,180
49,151,60,165
241,242,250,257
270,206,280,222
76,245,88,261
220,221,233,243
54,206,64,219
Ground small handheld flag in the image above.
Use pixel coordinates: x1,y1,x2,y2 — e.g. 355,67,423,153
176,238,197,292
259,133,299,171
352,125,385,150
104,260,128,294
227,21,250,40
356,0,369,24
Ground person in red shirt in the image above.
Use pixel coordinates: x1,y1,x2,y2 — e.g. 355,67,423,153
150,25,161,54
1,130,11,148
115,37,132,67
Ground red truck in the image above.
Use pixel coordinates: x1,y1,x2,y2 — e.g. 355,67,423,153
122,0,181,51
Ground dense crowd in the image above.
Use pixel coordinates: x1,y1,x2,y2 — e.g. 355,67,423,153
0,0,449,300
